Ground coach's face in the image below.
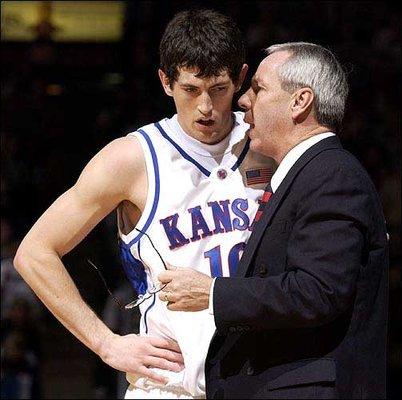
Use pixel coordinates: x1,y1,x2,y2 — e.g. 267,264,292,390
159,65,247,144
238,51,294,162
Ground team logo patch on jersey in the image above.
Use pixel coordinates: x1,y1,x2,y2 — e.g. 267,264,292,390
245,167,272,186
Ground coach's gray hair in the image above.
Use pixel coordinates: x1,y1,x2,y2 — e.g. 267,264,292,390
266,42,349,132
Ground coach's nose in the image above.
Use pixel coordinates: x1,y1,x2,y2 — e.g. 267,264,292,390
238,88,252,112
198,92,213,117
239,89,254,125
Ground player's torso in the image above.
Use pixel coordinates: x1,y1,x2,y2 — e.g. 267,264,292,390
118,113,276,395
118,112,274,302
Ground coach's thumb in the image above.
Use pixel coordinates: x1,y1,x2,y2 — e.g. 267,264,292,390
166,263,179,271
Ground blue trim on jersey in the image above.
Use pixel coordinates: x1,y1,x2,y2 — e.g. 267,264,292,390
137,239,157,335
154,122,211,177
119,240,148,295
230,137,251,171
127,129,160,246
143,294,156,334
138,238,143,263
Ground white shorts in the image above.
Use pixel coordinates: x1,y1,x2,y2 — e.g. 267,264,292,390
124,384,203,399
124,374,205,399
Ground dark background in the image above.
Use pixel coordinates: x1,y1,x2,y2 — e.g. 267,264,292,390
1,1,400,399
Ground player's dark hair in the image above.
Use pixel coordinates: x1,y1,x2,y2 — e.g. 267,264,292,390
159,9,246,86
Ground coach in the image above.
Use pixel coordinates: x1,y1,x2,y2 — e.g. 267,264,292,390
159,42,389,399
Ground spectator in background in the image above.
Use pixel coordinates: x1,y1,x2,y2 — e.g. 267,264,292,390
1,214,43,399
1,298,42,399
1,214,43,319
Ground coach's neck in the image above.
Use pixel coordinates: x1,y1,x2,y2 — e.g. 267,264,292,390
277,124,329,164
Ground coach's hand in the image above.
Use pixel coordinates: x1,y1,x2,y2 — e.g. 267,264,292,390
158,265,212,311
99,333,184,385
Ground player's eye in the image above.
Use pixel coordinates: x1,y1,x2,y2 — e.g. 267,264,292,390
183,87,197,93
212,86,227,93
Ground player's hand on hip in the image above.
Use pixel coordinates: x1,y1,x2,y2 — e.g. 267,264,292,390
99,333,184,385
158,264,212,311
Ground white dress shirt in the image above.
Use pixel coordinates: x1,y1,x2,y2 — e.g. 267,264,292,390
208,132,336,315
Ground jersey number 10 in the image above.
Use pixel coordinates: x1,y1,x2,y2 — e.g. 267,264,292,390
204,242,246,277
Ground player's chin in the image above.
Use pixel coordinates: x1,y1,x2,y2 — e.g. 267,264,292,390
192,126,221,143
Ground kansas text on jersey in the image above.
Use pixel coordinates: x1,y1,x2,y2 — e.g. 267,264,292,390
117,112,276,396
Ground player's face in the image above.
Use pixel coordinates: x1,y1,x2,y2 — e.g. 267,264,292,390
238,51,293,162
159,66,247,144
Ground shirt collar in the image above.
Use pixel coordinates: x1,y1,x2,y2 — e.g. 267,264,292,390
271,132,335,193
166,113,244,157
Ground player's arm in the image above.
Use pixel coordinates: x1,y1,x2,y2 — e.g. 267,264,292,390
13,137,183,383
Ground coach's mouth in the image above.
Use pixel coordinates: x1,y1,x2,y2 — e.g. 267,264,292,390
246,123,255,137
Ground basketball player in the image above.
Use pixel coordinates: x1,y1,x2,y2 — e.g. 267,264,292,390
13,9,276,399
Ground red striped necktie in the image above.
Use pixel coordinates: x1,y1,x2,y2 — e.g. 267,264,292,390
253,184,273,224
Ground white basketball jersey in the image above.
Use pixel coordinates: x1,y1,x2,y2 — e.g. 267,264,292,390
118,112,276,397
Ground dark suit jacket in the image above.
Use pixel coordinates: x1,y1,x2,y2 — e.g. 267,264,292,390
206,136,389,399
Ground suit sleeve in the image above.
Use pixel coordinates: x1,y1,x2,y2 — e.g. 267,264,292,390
213,156,382,332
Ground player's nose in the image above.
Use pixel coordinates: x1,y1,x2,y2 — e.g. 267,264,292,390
197,92,213,116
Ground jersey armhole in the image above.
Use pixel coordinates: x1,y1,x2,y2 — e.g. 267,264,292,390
117,128,161,246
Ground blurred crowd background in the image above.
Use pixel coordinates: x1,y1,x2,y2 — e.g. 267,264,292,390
1,1,400,399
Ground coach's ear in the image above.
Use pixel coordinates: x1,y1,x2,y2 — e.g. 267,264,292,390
290,87,314,123
158,69,174,97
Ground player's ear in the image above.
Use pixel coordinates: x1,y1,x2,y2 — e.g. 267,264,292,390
235,64,249,92
158,69,174,97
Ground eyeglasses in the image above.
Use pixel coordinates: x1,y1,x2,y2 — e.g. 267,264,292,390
87,228,168,310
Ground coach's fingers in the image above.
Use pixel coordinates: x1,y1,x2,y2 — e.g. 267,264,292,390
166,301,185,312
158,289,178,303
158,271,173,284
138,366,169,385
165,263,179,271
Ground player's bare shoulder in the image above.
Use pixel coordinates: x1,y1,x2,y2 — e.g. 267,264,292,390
74,135,147,210
97,135,146,184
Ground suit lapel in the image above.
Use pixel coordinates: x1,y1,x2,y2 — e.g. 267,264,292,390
236,136,343,278
209,137,343,365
